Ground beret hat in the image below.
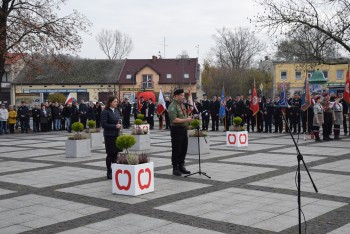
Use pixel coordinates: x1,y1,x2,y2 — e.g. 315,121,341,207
173,89,184,95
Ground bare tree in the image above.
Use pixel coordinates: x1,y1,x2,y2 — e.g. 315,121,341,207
0,0,91,88
253,0,350,59
275,26,341,62
96,29,134,60
212,27,264,70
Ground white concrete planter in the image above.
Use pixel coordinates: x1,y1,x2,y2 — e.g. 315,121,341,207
112,162,154,196
65,139,91,158
226,131,248,147
130,134,150,151
132,124,150,135
90,132,103,149
187,136,210,155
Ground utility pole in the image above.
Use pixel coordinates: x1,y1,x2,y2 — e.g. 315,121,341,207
159,37,168,58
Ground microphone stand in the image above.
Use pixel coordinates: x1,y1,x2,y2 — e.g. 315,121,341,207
185,126,211,179
281,110,318,234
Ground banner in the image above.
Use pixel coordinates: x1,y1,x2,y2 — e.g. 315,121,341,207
156,89,166,115
250,83,259,116
279,82,288,107
301,78,311,111
219,86,226,117
65,93,73,105
344,70,350,103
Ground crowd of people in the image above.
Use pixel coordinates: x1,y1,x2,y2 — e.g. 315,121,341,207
186,92,349,141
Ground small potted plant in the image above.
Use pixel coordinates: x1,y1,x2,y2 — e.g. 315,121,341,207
130,119,151,151
133,114,150,135
111,134,154,196
187,119,210,155
66,122,91,157
86,120,103,148
226,117,248,147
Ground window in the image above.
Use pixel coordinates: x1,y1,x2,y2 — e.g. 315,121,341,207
166,74,172,79
295,71,302,80
184,73,189,79
336,70,344,80
142,75,153,89
280,71,287,80
307,70,313,79
322,70,328,79
1,72,9,82
126,74,132,79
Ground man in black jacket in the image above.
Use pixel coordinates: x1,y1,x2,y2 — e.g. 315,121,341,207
18,101,29,133
122,98,131,129
210,95,220,131
147,98,155,129
32,104,41,132
201,94,210,130
79,99,88,128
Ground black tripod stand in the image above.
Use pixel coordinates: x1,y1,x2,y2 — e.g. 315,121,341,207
281,111,318,234
185,127,211,179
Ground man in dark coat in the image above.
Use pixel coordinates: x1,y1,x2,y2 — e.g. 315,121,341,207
79,99,88,128
146,98,155,129
201,94,210,130
122,98,132,129
210,95,220,131
32,104,41,132
18,101,29,133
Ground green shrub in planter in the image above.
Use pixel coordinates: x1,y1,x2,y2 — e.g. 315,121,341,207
233,117,243,126
190,119,201,129
134,119,143,126
116,134,136,155
137,114,144,120
69,122,88,140
87,120,96,129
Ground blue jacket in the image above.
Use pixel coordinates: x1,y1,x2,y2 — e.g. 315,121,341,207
101,108,122,137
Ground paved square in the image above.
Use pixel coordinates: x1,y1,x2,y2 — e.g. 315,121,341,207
157,163,276,182
220,153,325,167
0,128,349,233
156,187,347,232
58,178,210,204
57,213,223,234
0,194,106,232
250,171,350,197
0,166,103,187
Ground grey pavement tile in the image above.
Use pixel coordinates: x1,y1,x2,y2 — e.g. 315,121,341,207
270,146,349,156
252,138,309,145
0,146,31,153
156,187,346,232
220,153,324,167
210,143,282,151
327,223,350,234
0,188,15,196
0,194,107,232
2,148,64,158
157,163,276,182
0,161,52,173
22,141,65,148
250,171,350,197
312,159,350,172
58,178,210,204
85,157,172,168
0,166,103,187
152,150,241,160
0,139,48,146
0,224,32,233
32,152,103,162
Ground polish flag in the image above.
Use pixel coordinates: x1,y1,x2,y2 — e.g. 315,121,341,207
65,93,73,105
156,89,166,115
344,70,350,103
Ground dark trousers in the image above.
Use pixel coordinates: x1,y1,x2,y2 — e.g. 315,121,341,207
171,126,188,166
147,116,154,129
265,115,272,132
211,114,219,130
20,118,27,133
165,113,170,129
274,115,283,133
257,113,263,132
292,113,301,133
123,115,131,128
40,123,48,132
224,115,231,131
80,115,87,128
246,115,254,131
307,109,314,133
323,112,333,137
9,124,15,133
202,114,209,130
104,136,121,172
343,114,348,134
33,121,40,132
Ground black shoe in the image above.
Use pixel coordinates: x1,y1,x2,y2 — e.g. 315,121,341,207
172,165,182,176
107,171,112,180
179,164,191,174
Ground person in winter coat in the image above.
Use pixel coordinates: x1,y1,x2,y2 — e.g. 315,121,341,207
7,105,17,134
0,104,9,134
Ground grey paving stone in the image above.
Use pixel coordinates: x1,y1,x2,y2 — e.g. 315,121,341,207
327,223,350,234
0,161,52,173
312,159,350,172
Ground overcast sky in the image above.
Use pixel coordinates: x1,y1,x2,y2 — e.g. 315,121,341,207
60,0,268,62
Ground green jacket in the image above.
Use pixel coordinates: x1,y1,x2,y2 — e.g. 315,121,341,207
168,100,188,127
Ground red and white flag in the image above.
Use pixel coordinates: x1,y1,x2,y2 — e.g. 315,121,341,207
65,93,73,105
156,89,166,115
344,70,350,103
250,82,259,116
